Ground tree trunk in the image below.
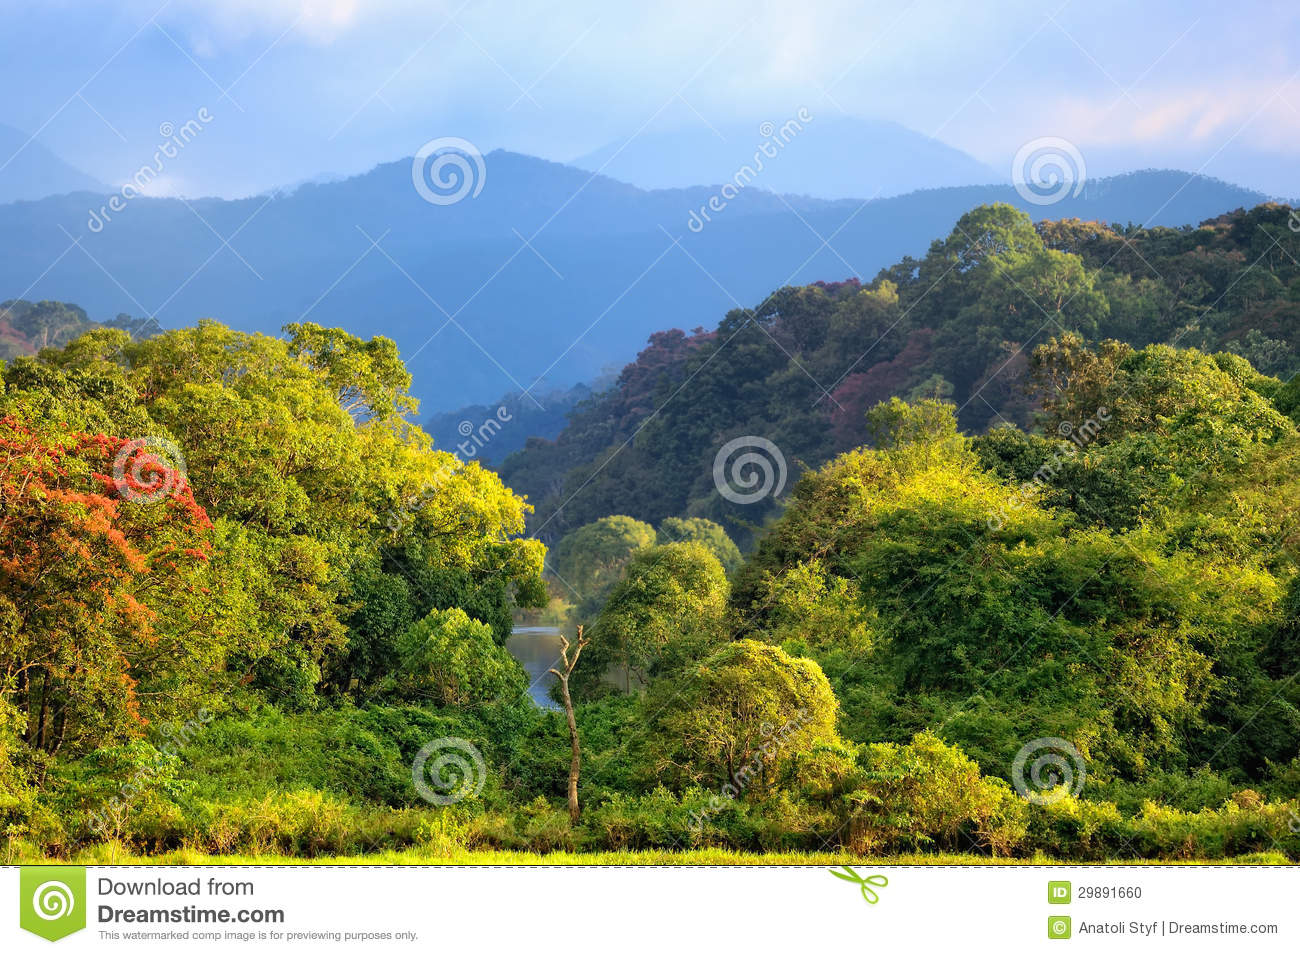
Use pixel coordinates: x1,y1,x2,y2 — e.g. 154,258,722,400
549,625,589,825
559,676,580,823
34,669,49,751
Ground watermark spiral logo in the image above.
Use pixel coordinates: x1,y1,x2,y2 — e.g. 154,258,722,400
713,436,787,505
411,137,486,205
32,881,75,921
1012,137,1086,206
112,436,187,504
1011,737,1086,805
412,737,486,805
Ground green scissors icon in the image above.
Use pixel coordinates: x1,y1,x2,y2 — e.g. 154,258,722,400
829,866,889,903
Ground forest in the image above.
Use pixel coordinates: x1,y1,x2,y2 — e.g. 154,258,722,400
503,203,1300,547
2,202,1299,863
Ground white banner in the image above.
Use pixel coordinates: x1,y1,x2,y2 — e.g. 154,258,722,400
4,864,1298,953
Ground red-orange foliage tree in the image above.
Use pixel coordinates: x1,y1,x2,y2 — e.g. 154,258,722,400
0,416,221,755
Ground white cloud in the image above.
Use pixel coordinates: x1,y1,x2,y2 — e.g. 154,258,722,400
4,0,1296,197
1045,78,1300,152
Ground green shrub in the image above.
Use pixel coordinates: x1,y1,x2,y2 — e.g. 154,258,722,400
1125,795,1300,860
1022,795,1127,860
846,731,1026,855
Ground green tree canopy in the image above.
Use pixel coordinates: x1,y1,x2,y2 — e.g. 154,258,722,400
395,607,526,706
656,516,742,574
1,319,545,720
641,639,840,793
588,542,729,691
733,391,1296,785
549,515,656,619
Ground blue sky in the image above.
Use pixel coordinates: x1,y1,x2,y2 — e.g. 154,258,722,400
2,0,1297,197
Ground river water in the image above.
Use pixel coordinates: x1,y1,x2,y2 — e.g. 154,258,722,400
506,627,565,710
506,626,632,708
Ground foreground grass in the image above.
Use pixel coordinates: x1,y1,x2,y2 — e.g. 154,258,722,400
18,845,1294,866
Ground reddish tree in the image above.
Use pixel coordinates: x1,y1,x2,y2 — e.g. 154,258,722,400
612,328,715,425
829,329,934,447
0,417,216,754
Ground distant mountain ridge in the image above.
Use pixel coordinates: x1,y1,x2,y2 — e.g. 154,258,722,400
425,376,613,468
571,116,1002,198
0,124,108,203
0,149,1273,413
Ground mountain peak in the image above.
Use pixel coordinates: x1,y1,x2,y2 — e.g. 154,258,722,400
569,115,1001,198
0,124,108,203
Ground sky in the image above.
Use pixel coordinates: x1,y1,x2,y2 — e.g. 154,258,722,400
1,0,1297,198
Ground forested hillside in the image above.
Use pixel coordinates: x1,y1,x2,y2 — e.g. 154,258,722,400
502,203,1300,544
4,201,1300,865
0,299,146,360
0,163,1268,412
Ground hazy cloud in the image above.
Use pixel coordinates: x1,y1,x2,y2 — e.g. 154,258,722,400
0,0,1296,197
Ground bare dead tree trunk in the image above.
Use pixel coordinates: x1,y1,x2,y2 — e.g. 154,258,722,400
549,625,589,824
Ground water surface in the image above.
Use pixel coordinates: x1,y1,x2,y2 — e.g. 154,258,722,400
506,627,564,710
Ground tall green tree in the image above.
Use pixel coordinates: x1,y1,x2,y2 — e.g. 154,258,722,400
641,640,841,793
587,542,729,692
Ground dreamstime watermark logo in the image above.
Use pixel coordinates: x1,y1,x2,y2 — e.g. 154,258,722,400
20,867,86,941
88,108,214,233
112,436,188,504
1289,210,1300,233
713,435,787,505
381,405,512,537
32,881,75,921
411,137,487,205
987,407,1109,530
1011,737,1086,805
455,405,513,460
412,737,487,805
1012,137,1087,206
687,108,813,232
